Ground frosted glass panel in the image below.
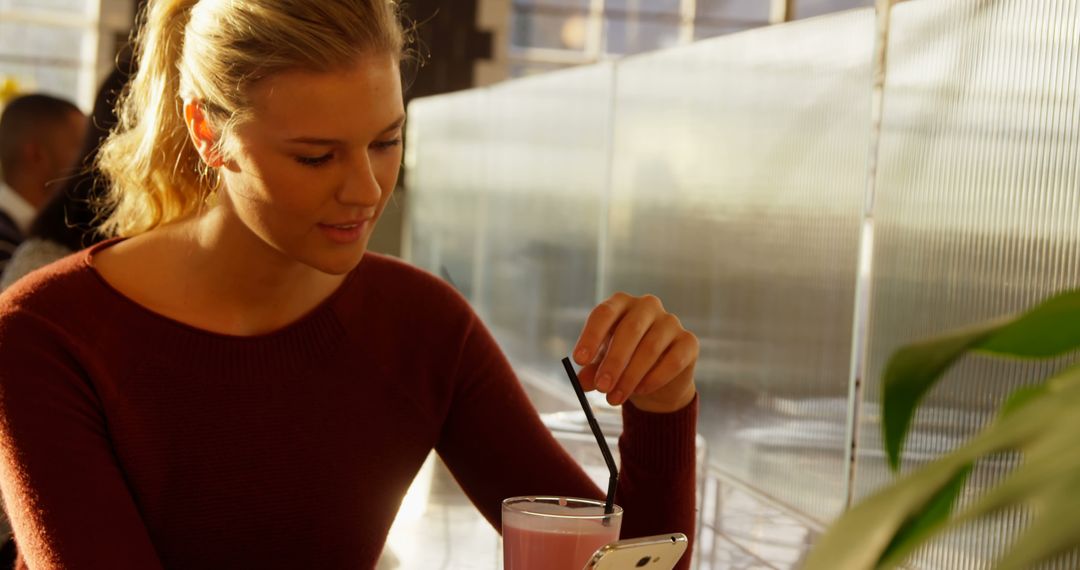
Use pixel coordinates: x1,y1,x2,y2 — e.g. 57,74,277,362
855,1,1080,567
406,65,615,387
605,9,875,523
405,2,1080,567
404,89,491,303
477,65,615,385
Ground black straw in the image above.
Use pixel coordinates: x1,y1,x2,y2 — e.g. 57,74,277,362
561,357,618,517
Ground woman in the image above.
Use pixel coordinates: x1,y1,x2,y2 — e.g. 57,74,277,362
0,1,700,568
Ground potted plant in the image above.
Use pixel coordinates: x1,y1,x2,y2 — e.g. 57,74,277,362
804,290,1080,570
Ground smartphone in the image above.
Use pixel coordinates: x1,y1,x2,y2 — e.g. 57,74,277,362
583,533,688,570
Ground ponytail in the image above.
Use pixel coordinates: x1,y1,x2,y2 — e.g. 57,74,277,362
96,0,213,237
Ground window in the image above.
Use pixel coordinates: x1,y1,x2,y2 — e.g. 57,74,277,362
0,0,132,110
508,0,874,77
795,0,874,20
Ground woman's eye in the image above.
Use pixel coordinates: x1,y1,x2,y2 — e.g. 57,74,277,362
296,153,334,167
372,138,402,151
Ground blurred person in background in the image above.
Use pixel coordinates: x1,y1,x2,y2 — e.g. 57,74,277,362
0,65,132,290
0,95,86,273
0,1,699,568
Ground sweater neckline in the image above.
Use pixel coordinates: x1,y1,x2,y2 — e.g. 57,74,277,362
80,237,359,343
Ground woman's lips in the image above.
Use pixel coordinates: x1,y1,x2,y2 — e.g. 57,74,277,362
318,219,370,244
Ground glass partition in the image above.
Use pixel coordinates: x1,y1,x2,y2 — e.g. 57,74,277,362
406,65,616,388
404,89,492,303
405,1,1080,567
474,65,616,385
854,1,1080,567
605,9,875,523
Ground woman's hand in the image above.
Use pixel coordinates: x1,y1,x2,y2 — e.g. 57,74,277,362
572,292,698,413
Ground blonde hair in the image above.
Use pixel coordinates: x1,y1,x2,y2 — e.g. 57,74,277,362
97,0,406,237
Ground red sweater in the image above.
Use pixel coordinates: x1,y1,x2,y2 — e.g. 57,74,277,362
0,241,697,569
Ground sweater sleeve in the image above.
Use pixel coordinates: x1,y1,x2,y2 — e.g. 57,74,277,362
0,308,164,569
434,312,698,569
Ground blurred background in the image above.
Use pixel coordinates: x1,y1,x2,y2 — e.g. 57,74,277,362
0,0,874,259
5,0,1079,569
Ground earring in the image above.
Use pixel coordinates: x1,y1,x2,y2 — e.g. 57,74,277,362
204,189,220,208
203,178,222,208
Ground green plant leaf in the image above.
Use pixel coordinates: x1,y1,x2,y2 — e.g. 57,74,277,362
875,464,972,569
977,290,1080,357
813,366,1080,570
874,379,1062,568
957,435,1080,525
801,451,980,570
883,288,1080,473
993,472,1080,570
881,320,1004,471
960,367,1080,569
953,365,1080,530
967,446,1080,570
998,384,1049,418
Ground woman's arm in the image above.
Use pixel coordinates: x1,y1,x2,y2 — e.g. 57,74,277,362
0,309,164,569
434,310,698,569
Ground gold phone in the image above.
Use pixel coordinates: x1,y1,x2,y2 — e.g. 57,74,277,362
583,533,688,570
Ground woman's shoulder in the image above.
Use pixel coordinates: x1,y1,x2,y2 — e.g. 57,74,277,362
0,245,96,310
0,246,100,344
355,253,469,306
343,253,478,329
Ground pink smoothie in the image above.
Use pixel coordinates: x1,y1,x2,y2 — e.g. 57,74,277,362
503,500,621,570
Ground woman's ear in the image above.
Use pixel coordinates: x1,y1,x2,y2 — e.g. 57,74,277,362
183,100,224,168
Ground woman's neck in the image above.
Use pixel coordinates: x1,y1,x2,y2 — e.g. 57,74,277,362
94,208,348,337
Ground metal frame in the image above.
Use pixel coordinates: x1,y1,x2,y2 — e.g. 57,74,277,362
770,0,796,23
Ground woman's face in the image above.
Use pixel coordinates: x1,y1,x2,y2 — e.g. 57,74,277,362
218,54,405,275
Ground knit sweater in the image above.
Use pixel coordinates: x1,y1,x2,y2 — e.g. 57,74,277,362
0,241,698,569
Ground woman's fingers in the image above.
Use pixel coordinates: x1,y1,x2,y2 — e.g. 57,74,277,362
575,363,599,391
572,291,698,412
605,314,681,405
592,295,663,395
573,293,633,366
574,336,611,391
635,331,699,395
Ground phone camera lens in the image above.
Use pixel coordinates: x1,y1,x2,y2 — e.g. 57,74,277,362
636,556,651,567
